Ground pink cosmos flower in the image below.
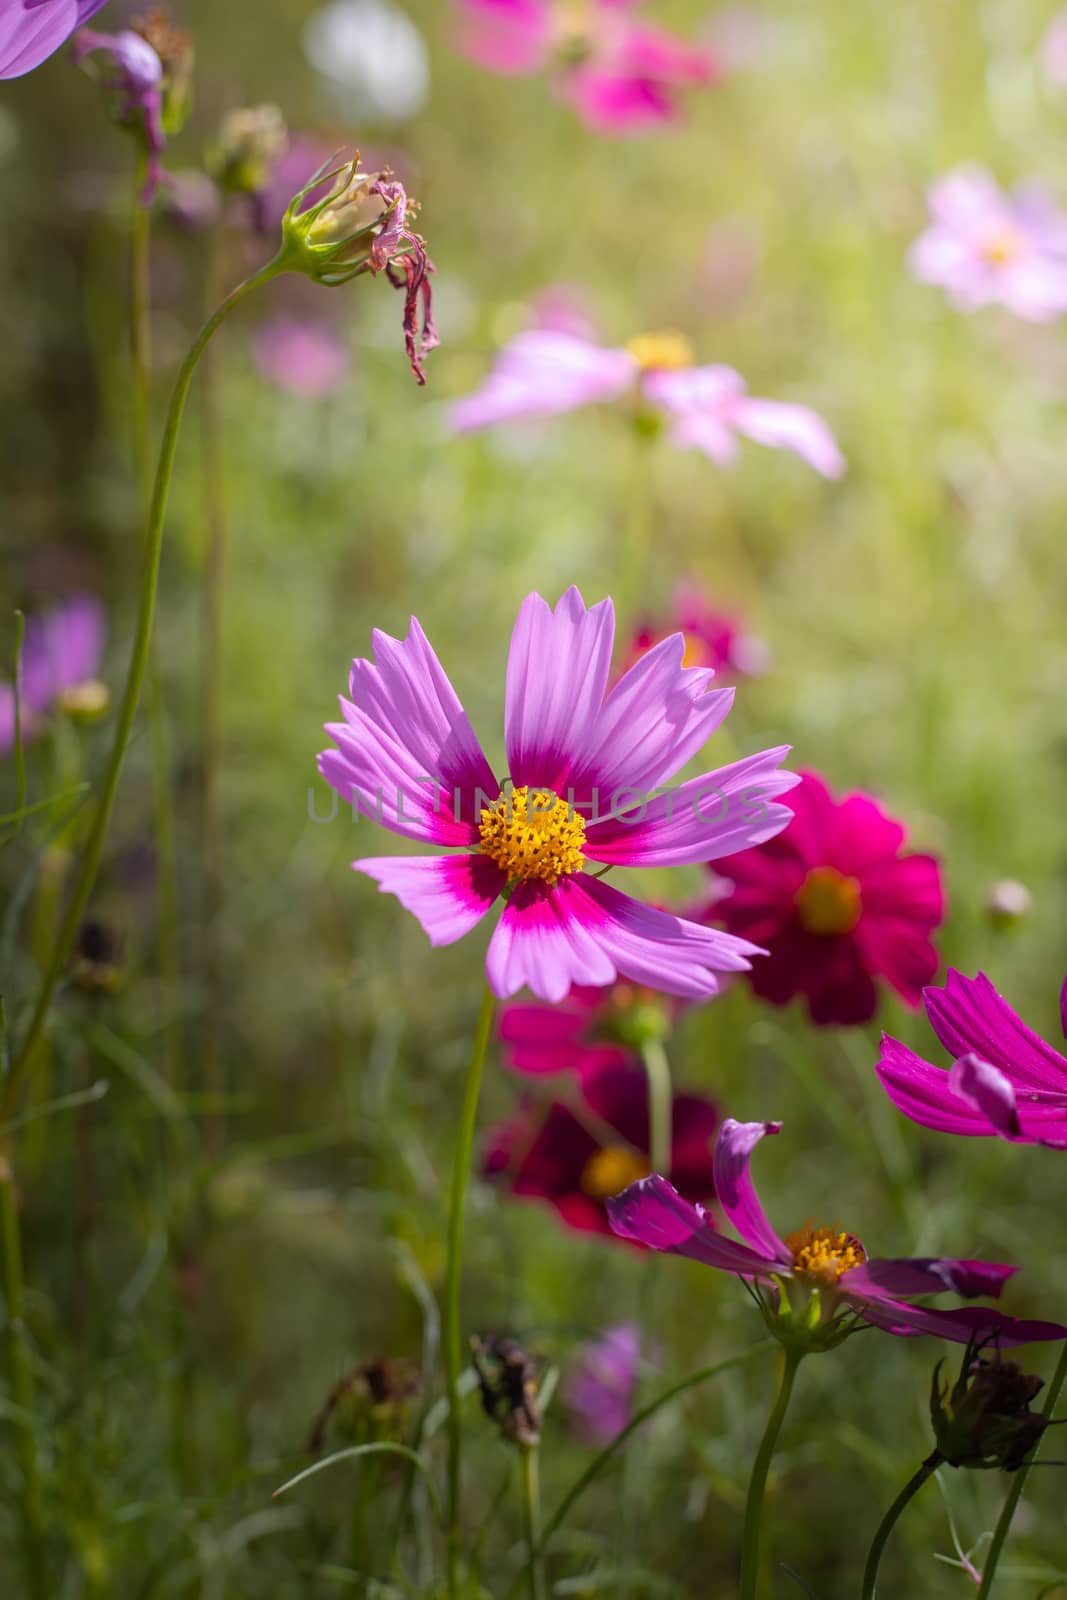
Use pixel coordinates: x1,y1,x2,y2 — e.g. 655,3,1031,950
1,596,106,753
484,1057,718,1235
318,587,798,1003
608,1119,1067,1346
251,317,349,398
452,0,718,134
877,970,1067,1149
705,771,945,1026
910,166,1067,322
566,1323,642,1443
0,0,107,78
1041,10,1067,87
627,581,770,684
448,328,845,478
500,980,667,1077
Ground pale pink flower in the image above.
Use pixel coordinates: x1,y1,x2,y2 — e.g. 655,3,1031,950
251,318,349,398
910,166,1067,322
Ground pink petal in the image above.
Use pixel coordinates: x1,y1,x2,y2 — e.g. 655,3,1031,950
320,616,498,846
452,0,551,73
853,1297,1067,1347
643,363,747,414
948,1052,1021,1138
563,67,676,133
447,330,635,432
925,970,1067,1093
712,1119,791,1263
730,397,846,478
486,880,617,1002
876,1038,1004,1138
846,1258,1016,1301
1,0,79,78
607,1173,777,1273
355,853,504,945
504,587,615,791
251,318,349,398
584,747,798,867
568,634,733,800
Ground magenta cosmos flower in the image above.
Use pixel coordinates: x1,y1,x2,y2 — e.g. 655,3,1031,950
0,0,107,78
566,1323,642,1443
251,317,349,398
318,588,798,1002
910,166,1067,322
500,980,674,1077
485,1058,718,1235
627,581,770,685
877,970,1067,1148
608,1119,1067,1347
706,770,944,1026
452,0,718,134
1,596,106,754
448,328,845,479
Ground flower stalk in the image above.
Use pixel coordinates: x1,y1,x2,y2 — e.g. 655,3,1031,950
740,1344,804,1600
860,1451,942,1600
443,982,496,1598
0,1142,46,1600
519,1441,547,1600
639,1034,672,1179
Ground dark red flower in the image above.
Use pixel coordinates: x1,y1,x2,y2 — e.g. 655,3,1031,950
484,1059,718,1236
705,770,945,1025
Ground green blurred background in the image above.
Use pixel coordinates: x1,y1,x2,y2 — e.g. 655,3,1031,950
2,0,1067,1593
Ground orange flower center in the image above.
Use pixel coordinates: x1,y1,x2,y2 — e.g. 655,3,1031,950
795,866,862,936
479,786,586,886
784,1221,865,1286
581,1146,650,1200
625,330,695,371
981,224,1025,266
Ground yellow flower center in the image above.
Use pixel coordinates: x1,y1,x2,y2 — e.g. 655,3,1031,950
581,1145,650,1200
795,866,862,936
479,786,586,886
981,224,1025,266
625,330,695,371
784,1221,865,1287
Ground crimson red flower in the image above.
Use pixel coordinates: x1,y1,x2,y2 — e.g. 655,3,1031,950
484,1059,717,1237
498,981,671,1078
705,770,945,1025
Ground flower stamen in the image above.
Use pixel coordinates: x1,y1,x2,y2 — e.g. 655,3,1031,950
785,1220,865,1286
581,1145,650,1199
479,786,586,886
795,865,862,936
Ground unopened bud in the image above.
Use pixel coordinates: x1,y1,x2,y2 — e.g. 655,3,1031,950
57,679,110,725
472,1334,543,1447
984,879,1032,930
931,1335,1049,1472
71,918,123,995
209,104,288,198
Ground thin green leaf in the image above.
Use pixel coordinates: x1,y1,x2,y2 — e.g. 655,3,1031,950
0,1077,108,1137
273,1442,444,1527
0,782,91,829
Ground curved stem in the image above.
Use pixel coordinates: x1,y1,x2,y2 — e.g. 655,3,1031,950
740,1344,804,1600
861,1451,941,1600
639,1035,672,1178
519,1443,547,1600
444,982,496,1599
976,1341,1067,1599
2,255,286,1125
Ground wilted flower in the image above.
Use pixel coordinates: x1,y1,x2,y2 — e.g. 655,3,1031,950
72,24,167,201
566,1323,642,1443
318,586,798,1001
627,582,770,684
449,327,844,478
705,770,944,1026
931,1335,1050,1471
910,166,1067,322
132,8,193,135
608,1119,1067,1350
0,0,108,80
279,152,436,382
472,1334,543,1446
70,917,123,994
208,104,289,209
307,1356,420,1454
452,0,720,134
251,317,349,398
877,970,1067,1148
500,981,670,1078
484,1058,718,1235
1,596,106,754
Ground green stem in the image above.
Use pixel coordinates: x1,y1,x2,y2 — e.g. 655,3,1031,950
740,1345,804,1600
639,1035,672,1178
444,982,496,1599
0,1147,46,1599
519,1443,547,1600
860,1451,941,1600
2,254,286,1127
975,1340,1067,1599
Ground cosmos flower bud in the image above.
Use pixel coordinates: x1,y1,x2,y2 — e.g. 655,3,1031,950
307,1357,419,1455
930,1336,1050,1472
70,918,123,995
73,25,167,202
56,678,110,725
208,104,288,200
472,1334,543,1447
983,879,1032,930
278,152,437,382
132,9,194,136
